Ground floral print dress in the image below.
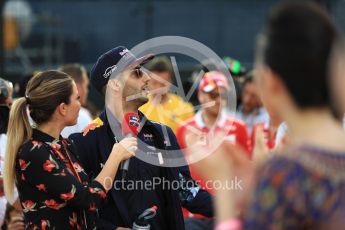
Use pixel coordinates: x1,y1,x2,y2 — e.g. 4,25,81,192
15,129,107,229
244,145,345,229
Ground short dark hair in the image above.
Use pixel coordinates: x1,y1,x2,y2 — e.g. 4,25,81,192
242,71,254,88
260,1,340,108
58,63,87,83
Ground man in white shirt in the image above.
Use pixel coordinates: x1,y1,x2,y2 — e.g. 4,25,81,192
59,64,93,137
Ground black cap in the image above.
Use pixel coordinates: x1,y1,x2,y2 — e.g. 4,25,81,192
90,46,154,93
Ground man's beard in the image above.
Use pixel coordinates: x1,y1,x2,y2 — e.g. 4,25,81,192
125,93,149,109
136,96,149,107
123,85,150,108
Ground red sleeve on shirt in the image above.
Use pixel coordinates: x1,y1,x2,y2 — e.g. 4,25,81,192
176,125,187,150
236,122,251,158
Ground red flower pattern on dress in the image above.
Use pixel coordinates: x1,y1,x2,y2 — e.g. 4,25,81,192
47,142,61,151
66,168,74,176
73,162,83,173
18,133,105,229
43,160,55,172
98,190,107,199
53,170,67,177
40,219,50,230
69,213,82,230
43,155,59,172
44,199,66,210
89,187,99,193
30,140,42,151
36,184,47,192
89,203,97,211
69,212,78,227
89,186,107,198
22,200,37,213
19,159,30,170
60,185,76,201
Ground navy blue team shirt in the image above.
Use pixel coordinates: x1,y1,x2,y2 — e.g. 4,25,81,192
70,111,213,230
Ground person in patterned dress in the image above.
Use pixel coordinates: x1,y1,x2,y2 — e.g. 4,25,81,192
3,70,136,229
192,2,345,230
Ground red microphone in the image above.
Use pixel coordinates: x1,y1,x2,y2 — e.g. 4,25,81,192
122,112,140,137
120,112,140,179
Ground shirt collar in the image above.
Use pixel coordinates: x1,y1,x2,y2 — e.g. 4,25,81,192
195,109,227,129
32,129,62,145
102,109,154,138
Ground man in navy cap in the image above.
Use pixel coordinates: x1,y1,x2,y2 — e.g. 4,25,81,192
70,46,213,230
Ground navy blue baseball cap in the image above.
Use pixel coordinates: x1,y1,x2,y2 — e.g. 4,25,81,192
90,46,154,93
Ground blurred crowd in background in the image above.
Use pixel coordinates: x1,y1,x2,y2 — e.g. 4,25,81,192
0,0,345,230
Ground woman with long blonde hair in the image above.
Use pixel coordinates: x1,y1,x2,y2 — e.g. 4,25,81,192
4,70,136,229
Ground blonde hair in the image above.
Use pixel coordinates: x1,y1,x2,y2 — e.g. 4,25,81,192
4,70,73,203
4,98,31,203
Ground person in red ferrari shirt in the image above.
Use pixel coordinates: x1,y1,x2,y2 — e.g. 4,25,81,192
176,71,249,230
250,112,282,153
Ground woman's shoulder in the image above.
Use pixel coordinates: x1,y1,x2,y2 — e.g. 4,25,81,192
261,145,345,186
290,146,344,177
258,154,305,182
17,139,47,159
256,146,345,218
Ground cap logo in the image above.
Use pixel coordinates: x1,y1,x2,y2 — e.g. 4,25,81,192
103,65,118,78
129,115,140,127
119,48,129,56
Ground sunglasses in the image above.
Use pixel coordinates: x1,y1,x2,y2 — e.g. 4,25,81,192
130,67,147,78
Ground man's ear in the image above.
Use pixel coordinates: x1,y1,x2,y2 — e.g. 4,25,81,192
107,78,122,92
198,91,205,104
